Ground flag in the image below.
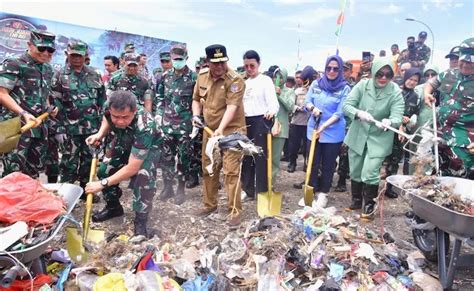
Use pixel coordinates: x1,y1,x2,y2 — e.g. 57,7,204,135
335,0,347,36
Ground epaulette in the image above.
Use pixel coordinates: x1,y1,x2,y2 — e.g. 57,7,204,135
225,69,239,80
199,67,209,74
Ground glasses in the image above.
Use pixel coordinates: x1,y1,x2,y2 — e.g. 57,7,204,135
37,46,56,53
325,66,340,73
424,72,437,78
244,63,257,69
375,71,393,79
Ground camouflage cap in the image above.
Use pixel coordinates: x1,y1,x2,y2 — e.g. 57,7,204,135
160,51,171,61
445,46,460,59
343,61,353,70
459,38,474,63
124,53,139,65
124,42,135,53
30,29,56,48
67,40,88,56
170,44,188,59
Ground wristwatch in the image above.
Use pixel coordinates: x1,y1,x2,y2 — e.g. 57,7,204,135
100,178,109,188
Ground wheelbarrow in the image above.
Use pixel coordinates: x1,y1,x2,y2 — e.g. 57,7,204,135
0,183,83,287
387,175,474,290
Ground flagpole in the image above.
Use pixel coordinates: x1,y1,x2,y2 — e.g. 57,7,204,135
335,0,347,55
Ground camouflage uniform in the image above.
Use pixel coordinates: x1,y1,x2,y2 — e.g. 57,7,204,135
0,52,54,178
44,98,61,182
52,62,105,186
107,71,153,108
428,39,474,178
98,106,161,213
415,42,431,70
385,86,421,177
156,66,197,182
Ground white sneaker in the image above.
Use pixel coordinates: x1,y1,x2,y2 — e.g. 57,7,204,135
313,193,328,208
241,191,247,200
298,197,305,207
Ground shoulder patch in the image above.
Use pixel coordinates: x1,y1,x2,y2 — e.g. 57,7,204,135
230,82,239,93
199,67,209,74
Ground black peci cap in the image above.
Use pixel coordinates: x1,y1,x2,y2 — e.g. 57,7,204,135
205,44,229,62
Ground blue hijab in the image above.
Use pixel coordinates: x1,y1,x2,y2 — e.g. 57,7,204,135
318,55,347,93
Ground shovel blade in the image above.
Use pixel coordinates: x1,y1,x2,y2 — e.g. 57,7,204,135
66,227,105,263
257,191,282,218
0,117,21,154
304,185,314,206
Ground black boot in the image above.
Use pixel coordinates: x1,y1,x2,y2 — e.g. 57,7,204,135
92,201,124,222
159,178,174,201
185,173,199,189
47,175,58,183
384,183,398,199
134,212,149,237
174,180,186,205
287,162,296,173
361,184,379,219
334,175,347,192
345,180,363,211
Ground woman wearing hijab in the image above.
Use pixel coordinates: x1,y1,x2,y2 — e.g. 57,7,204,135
384,67,421,198
301,55,351,208
343,58,404,219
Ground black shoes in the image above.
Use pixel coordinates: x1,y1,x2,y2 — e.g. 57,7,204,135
384,184,398,199
159,179,175,201
334,176,347,192
185,173,199,189
92,203,124,222
174,181,186,205
345,180,363,211
287,163,296,173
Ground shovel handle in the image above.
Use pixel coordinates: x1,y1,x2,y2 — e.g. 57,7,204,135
20,112,49,133
304,115,322,186
204,127,214,135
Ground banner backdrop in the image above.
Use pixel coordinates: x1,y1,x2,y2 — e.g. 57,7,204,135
0,12,182,73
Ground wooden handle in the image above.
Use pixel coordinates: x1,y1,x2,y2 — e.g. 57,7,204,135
20,112,49,133
204,127,214,135
304,129,319,186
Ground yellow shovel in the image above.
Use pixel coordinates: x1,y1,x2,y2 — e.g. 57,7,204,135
0,112,49,153
66,146,105,263
257,121,282,217
303,115,322,206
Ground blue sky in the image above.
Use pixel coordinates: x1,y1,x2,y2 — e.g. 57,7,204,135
2,0,473,74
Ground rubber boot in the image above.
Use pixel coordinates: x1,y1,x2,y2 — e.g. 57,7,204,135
92,201,124,222
47,175,58,183
159,178,174,201
384,183,398,199
345,180,363,211
185,173,199,189
133,212,149,237
361,184,379,220
334,175,347,192
174,180,186,205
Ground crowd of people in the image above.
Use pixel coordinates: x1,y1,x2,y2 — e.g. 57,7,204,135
0,29,473,237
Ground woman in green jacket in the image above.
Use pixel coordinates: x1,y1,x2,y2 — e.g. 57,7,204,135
343,58,404,219
271,68,295,179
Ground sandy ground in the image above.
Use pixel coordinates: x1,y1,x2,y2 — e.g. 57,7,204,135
51,157,474,290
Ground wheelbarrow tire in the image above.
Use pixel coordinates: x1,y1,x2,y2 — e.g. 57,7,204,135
412,228,450,262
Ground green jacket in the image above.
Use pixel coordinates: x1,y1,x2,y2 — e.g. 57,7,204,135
274,68,295,139
343,58,404,158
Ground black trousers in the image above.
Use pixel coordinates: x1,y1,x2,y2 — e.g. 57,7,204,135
288,124,307,166
241,116,272,197
308,141,342,193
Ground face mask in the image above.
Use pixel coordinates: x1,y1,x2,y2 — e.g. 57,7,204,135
172,59,186,70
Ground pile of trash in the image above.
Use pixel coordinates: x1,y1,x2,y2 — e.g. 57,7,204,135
402,175,474,216
38,205,445,290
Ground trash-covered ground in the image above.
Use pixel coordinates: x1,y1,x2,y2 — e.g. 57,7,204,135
41,159,474,290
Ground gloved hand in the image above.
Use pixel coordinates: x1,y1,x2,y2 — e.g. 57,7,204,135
356,110,374,122
192,115,204,128
376,118,391,131
407,114,417,130
54,133,67,144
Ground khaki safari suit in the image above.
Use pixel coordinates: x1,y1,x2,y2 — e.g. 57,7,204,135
192,67,246,212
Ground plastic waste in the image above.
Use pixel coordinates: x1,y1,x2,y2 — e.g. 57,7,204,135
355,243,379,265
329,262,344,282
410,271,443,291
181,274,215,291
76,272,99,291
372,271,408,290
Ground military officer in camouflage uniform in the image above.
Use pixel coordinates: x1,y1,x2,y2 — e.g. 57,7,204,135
52,40,105,194
155,44,197,204
415,31,431,71
0,30,57,178
107,53,153,113
159,51,173,72
85,90,161,237
424,38,474,179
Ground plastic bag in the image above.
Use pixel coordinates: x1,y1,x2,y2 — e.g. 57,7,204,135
0,172,66,224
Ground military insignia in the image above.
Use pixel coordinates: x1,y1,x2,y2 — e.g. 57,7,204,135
230,83,239,93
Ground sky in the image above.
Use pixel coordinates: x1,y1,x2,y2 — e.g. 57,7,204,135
2,0,473,74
